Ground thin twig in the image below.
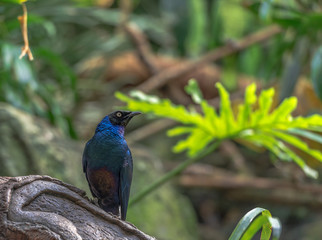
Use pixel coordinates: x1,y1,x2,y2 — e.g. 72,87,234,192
137,25,282,93
18,3,33,61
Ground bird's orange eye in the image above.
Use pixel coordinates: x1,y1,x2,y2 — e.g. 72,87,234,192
116,112,122,117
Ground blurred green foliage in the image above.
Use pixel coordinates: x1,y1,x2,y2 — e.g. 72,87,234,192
311,46,322,100
185,0,207,57
1,0,27,3
1,0,322,138
0,0,175,137
245,0,322,100
0,1,78,137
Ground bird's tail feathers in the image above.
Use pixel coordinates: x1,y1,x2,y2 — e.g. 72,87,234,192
99,199,120,217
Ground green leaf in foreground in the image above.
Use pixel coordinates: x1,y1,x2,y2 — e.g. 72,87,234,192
116,80,322,178
229,207,281,240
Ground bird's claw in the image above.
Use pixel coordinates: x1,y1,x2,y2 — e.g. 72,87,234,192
90,197,100,207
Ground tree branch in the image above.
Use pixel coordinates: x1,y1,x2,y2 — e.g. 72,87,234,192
0,175,155,240
123,23,159,75
179,166,322,208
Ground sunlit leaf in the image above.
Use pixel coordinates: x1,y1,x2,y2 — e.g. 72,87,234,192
266,129,322,162
216,82,236,135
173,128,212,156
237,82,257,128
251,87,274,125
167,126,194,137
130,90,161,104
116,81,322,178
201,100,219,134
242,133,292,162
279,144,318,178
269,96,297,123
289,114,322,129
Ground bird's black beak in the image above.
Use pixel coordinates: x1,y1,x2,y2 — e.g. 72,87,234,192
122,111,141,126
127,111,141,118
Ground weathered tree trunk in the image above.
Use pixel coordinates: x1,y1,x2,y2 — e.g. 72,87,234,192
0,175,155,240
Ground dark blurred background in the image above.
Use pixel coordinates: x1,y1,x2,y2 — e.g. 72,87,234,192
1,0,322,239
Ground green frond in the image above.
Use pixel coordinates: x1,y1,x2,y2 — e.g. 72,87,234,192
241,133,292,162
251,88,274,125
116,80,322,178
266,129,322,162
216,82,237,135
167,126,195,137
116,91,205,128
288,128,322,144
268,97,297,123
278,144,318,179
229,207,281,240
200,100,219,134
238,82,257,128
290,114,322,129
172,128,213,157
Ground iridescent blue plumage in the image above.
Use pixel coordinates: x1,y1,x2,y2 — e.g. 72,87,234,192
82,110,140,220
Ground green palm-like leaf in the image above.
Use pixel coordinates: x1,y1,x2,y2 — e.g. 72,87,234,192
116,80,322,178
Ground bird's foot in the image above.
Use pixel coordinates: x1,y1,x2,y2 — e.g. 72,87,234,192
90,197,100,207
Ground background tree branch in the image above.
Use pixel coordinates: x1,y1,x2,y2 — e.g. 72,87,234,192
135,25,282,93
179,165,322,208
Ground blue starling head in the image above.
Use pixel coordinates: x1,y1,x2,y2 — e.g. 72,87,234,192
108,110,141,127
95,110,141,135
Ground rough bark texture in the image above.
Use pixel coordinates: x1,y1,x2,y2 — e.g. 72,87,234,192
0,175,155,240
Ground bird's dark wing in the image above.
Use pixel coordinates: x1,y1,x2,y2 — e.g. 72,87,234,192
82,140,98,198
119,150,133,221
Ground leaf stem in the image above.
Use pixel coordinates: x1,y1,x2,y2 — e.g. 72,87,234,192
129,141,221,206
